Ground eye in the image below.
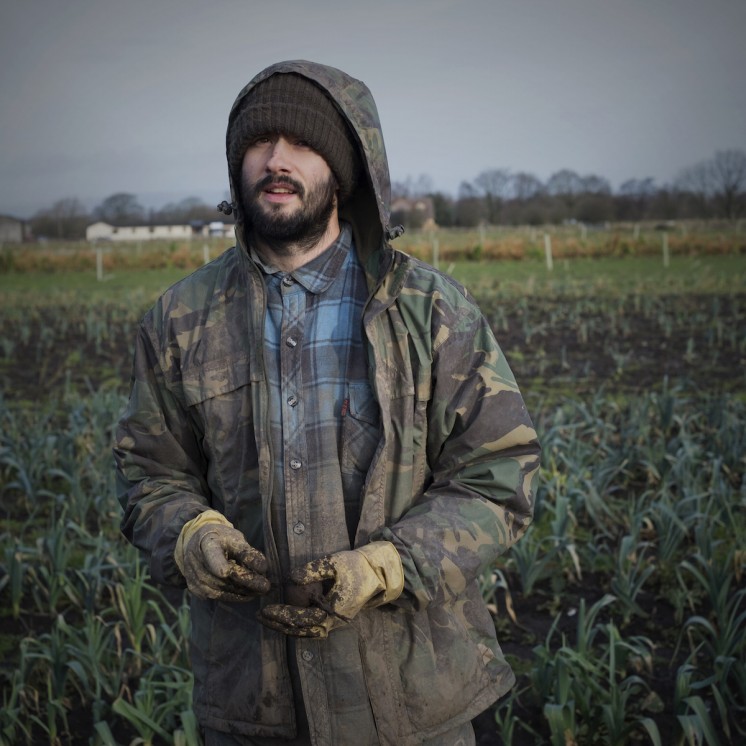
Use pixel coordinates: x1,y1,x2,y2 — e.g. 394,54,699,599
248,135,271,147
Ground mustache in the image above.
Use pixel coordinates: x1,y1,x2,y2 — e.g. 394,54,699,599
253,174,305,198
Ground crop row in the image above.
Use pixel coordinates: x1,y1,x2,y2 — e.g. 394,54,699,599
500,387,745,742
1,292,743,405
0,382,744,744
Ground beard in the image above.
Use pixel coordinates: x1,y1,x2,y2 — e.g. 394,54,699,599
240,172,338,256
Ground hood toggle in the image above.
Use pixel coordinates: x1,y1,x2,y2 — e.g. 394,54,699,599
385,224,405,241
217,201,235,216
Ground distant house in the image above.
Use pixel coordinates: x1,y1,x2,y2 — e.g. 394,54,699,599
86,219,235,242
390,197,436,231
0,214,29,243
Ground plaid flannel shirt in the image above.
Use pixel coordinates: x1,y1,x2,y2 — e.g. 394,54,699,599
251,223,379,569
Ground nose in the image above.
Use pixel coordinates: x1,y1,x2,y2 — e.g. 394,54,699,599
265,136,292,173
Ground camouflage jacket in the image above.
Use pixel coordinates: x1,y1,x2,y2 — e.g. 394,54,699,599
115,61,541,745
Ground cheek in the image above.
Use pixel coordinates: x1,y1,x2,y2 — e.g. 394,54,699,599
242,152,266,183
242,166,259,187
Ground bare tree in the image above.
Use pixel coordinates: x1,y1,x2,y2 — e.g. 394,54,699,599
93,192,144,223
547,169,583,199
31,197,89,239
546,169,584,220
509,172,544,201
675,160,711,217
153,196,215,223
455,181,483,227
710,149,746,220
392,174,434,200
579,174,611,194
617,178,657,221
474,168,511,224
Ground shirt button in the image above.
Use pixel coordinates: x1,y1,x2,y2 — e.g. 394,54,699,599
287,395,298,407
282,275,294,287
290,458,302,470
301,650,314,662
293,521,305,535
286,336,298,348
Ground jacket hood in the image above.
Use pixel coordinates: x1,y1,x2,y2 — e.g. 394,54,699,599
226,60,397,259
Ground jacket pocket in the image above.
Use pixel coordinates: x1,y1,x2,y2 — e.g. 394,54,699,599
179,356,262,540
389,601,502,731
180,355,253,406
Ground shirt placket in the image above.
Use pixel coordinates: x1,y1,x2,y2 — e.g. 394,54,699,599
279,274,312,567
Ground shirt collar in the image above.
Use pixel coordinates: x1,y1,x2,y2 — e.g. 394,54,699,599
250,222,353,294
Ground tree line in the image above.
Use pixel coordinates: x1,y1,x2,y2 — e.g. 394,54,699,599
27,194,222,242
25,148,746,241
394,148,746,229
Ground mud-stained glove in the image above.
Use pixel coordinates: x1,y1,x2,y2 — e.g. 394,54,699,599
259,541,403,638
174,510,271,602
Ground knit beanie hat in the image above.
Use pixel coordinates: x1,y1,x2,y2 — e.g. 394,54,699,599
227,73,360,201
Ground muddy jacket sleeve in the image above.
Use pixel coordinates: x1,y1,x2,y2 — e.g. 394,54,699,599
114,317,211,587
372,292,541,612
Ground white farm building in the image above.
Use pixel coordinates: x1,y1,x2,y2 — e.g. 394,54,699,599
86,220,234,242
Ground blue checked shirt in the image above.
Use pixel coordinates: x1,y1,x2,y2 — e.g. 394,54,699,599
251,222,379,571
251,223,382,742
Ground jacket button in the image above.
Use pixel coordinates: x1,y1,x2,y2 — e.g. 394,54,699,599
290,459,302,470
293,522,305,535
301,650,314,662
287,395,298,407
282,275,294,287
286,336,298,347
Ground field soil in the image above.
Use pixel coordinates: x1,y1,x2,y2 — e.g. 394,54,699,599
2,293,743,404
1,281,743,744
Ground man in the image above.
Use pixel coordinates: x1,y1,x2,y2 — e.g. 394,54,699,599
115,60,540,746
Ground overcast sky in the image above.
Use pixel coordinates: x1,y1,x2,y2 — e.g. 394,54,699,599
1,0,745,218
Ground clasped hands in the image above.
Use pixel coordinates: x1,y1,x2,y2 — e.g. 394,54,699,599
176,511,403,639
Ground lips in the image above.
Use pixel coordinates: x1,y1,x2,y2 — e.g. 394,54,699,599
255,175,304,201
265,185,296,195
263,185,298,205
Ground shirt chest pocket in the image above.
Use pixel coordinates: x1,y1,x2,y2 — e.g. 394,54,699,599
341,381,381,478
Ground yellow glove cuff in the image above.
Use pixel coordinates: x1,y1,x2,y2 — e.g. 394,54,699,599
356,540,404,605
174,509,233,575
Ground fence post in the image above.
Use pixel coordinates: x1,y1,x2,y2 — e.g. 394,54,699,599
432,236,439,269
203,243,210,265
662,232,670,268
96,247,104,281
634,223,640,241
544,233,554,271
580,223,587,240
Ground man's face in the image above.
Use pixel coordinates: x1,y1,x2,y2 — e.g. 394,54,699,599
240,134,338,251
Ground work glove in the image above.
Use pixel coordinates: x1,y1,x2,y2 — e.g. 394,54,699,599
259,541,403,638
174,509,270,602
